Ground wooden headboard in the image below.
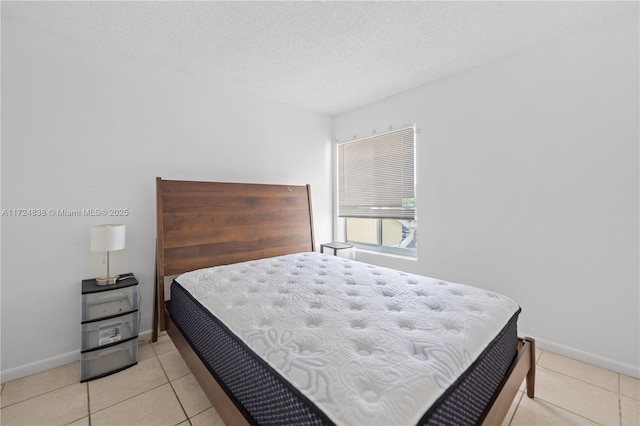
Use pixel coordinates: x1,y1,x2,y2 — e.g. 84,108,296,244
154,178,315,338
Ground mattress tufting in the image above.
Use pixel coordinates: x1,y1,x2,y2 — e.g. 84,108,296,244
174,252,520,425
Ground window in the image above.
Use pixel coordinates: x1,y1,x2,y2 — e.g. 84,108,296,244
337,126,416,256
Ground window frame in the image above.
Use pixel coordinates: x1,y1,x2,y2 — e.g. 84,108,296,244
345,217,417,257
337,125,417,258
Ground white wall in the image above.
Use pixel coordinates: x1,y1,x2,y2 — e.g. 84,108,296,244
2,11,638,384
334,14,639,377
1,21,333,382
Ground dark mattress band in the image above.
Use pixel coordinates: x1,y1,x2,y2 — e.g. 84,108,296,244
170,280,520,426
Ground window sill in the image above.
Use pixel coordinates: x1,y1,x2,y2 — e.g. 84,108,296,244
355,247,417,262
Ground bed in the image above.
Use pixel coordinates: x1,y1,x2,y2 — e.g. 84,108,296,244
153,177,535,425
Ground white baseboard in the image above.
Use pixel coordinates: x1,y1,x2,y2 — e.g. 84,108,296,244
137,329,154,343
1,332,155,384
531,336,640,379
1,350,80,384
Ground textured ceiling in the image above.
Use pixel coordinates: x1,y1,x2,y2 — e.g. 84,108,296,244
2,1,637,116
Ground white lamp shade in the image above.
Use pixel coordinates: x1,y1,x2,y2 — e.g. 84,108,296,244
91,224,126,252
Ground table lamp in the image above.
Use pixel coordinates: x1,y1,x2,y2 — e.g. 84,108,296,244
91,224,126,285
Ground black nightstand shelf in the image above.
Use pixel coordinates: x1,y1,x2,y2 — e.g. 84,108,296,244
320,242,355,258
80,274,139,382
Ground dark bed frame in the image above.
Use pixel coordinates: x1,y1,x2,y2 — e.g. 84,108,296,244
153,177,535,425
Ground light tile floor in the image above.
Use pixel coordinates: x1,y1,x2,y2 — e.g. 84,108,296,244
1,335,638,425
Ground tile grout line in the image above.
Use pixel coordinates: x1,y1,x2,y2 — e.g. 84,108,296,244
153,342,192,425
86,382,92,426
89,381,171,419
532,393,614,426
167,369,191,424
536,364,621,395
188,406,214,423
537,348,630,396
532,352,621,425
0,379,79,409
154,339,214,423
505,390,523,425
618,373,622,426
87,351,170,418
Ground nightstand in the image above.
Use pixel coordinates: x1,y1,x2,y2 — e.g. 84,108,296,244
320,242,355,259
80,274,139,382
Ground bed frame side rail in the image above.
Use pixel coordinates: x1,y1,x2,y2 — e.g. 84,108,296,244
480,337,536,425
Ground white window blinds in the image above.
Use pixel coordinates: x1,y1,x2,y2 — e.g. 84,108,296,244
338,126,415,219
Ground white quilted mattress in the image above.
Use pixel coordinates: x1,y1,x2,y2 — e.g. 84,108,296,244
175,252,519,425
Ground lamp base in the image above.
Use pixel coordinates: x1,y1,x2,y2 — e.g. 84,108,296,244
96,275,118,285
